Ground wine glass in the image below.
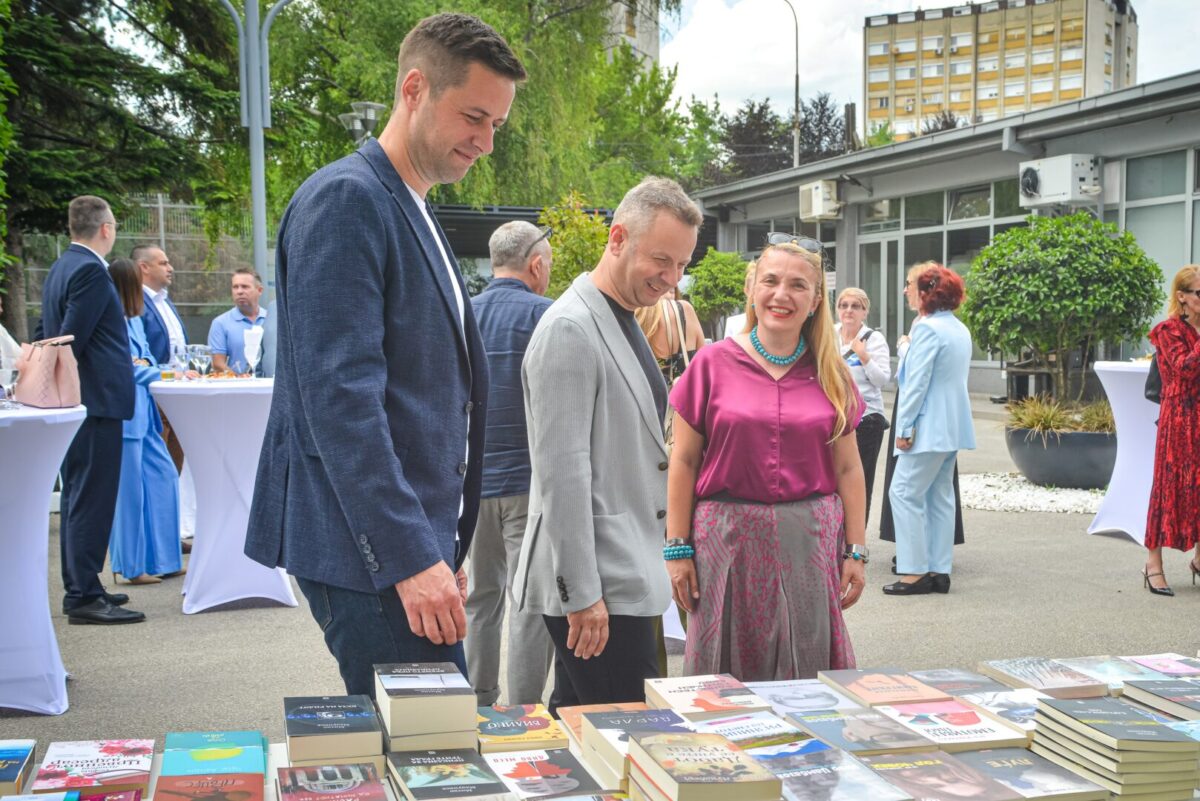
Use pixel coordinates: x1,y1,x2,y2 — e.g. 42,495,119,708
244,343,261,377
243,326,264,378
0,355,17,410
188,344,212,380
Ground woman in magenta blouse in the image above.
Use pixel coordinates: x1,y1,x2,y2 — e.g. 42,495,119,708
666,238,868,680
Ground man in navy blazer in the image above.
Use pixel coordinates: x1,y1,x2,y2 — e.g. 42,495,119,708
37,196,144,624
244,13,526,695
134,244,188,472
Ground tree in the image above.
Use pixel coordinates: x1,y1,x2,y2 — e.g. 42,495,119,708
798,93,845,164
961,213,1164,401
922,110,961,135
722,99,790,179
685,247,748,337
866,121,895,148
676,95,729,192
538,191,609,299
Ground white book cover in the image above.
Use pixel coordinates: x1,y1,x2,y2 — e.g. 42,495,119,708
877,700,1025,750
482,748,604,800
1053,655,1171,690
692,711,803,748
959,688,1049,733
744,679,861,716
644,674,766,717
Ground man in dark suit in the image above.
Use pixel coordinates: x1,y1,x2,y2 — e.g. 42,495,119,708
245,13,525,695
38,196,144,624
134,244,187,472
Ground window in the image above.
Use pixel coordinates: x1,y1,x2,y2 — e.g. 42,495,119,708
979,83,1000,99
978,56,999,72
1128,204,1186,311
1104,51,1113,66
949,90,966,102
894,119,917,134
1032,78,1054,94
978,111,998,122
1061,46,1083,61
898,12,916,23
950,60,972,76
1032,22,1055,36
923,92,944,104
982,1,1000,11
923,35,943,51
979,31,997,45
1127,151,1187,201
873,96,889,109
1006,26,1026,40
868,15,889,26
1005,52,1026,69
1060,73,1083,90
869,68,890,83
1062,16,1083,34
925,9,944,19
1009,0,1026,6
860,199,901,232
951,33,973,48
1005,80,1026,97
994,179,1021,217
905,192,944,228
896,66,916,80
899,95,916,112
868,42,889,56
922,63,945,78
895,38,917,53
1032,49,1055,65
948,186,991,220
952,5,972,16
1104,79,1112,91
948,226,990,272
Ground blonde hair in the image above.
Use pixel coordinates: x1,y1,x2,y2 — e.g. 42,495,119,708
1168,265,1200,319
738,260,757,334
836,287,870,314
746,243,857,439
635,301,665,341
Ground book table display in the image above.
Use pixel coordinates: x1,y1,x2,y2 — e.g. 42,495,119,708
1088,361,1155,544
0,405,85,715
149,379,296,614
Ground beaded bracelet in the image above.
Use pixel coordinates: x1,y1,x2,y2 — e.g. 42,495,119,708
663,543,695,560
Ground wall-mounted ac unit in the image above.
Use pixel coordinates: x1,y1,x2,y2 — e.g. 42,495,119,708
1018,154,1100,207
935,47,944,55
950,45,959,53
800,180,841,221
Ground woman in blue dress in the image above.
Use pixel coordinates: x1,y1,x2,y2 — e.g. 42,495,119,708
108,258,183,584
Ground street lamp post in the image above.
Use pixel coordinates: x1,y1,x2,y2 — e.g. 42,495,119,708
217,0,296,277
780,0,800,168
338,102,388,145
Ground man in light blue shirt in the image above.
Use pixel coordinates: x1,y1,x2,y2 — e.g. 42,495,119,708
208,267,267,373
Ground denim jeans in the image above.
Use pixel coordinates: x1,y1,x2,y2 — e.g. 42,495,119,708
296,577,467,697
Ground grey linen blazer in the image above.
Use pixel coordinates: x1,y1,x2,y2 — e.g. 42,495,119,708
512,273,672,618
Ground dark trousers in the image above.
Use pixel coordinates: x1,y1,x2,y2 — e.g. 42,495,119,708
543,614,659,716
855,412,889,525
296,577,467,698
59,416,123,609
158,404,184,473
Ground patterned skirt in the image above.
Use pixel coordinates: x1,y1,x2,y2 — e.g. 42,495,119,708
683,493,856,681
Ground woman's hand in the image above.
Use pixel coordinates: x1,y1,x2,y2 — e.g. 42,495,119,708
849,338,869,362
895,436,913,451
667,557,700,613
840,558,866,609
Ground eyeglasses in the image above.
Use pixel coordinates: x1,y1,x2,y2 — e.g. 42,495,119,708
766,232,822,252
837,302,866,311
522,226,553,261
1183,288,1200,298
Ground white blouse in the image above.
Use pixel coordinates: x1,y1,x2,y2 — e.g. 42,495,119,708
835,324,891,417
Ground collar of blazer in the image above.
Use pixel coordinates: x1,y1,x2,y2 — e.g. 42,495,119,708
571,273,668,457
355,138,471,370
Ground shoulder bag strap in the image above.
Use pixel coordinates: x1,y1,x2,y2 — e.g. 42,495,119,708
672,300,690,367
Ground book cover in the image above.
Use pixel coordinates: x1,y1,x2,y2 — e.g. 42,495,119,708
154,775,264,801
277,764,386,801
374,664,472,697
907,669,1009,697
1038,697,1200,751
483,749,604,799
386,750,509,800
32,741,153,793
284,697,381,738
955,748,1108,800
746,740,913,801
77,791,140,801
628,732,779,789
959,689,1048,734
786,708,934,755
877,699,1026,751
581,710,692,776
160,745,266,777
477,706,567,753
1052,656,1171,691
163,733,264,753
5,793,80,801
1123,653,1200,677
743,679,861,716
1122,679,1200,720
817,669,950,706
556,703,647,749
0,740,36,794
857,751,1019,801
977,658,1106,698
692,712,804,750
643,674,767,720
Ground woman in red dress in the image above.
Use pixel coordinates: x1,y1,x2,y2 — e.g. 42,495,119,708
1144,264,1200,596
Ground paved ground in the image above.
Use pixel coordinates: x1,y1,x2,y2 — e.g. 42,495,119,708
4,397,1197,746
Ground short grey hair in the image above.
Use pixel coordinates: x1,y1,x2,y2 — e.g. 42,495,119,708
68,195,113,240
612,176,702,240
488,220,546,271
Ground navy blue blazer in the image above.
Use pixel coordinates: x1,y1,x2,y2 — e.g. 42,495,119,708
140,289,189,366
37,244,134,420
244,138,489,595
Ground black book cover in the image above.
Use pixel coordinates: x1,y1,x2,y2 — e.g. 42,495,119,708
285,696,381,737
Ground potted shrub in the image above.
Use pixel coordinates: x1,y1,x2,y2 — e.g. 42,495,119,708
961,212,1163,489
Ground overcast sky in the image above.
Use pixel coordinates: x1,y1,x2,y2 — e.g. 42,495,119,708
660,0,1200,125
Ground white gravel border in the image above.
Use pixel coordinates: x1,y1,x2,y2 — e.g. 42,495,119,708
959,472,1103,514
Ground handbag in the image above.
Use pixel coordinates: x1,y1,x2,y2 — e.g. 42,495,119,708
14,335,82,408
1145,354,1162,404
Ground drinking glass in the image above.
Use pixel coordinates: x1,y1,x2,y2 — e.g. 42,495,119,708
244,343,261,377
188,344,213,380
0,355,17,410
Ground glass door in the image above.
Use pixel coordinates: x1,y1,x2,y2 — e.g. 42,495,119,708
858,238,903,347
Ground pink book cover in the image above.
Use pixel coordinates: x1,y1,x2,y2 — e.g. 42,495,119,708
33,741,153,792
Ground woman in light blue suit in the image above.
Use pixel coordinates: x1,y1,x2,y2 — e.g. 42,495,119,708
883,264,975,596
107,258,183,584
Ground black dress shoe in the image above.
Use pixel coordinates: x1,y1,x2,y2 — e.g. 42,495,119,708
883,574,936,595
931,573,951,594
67,598,146,625
62,592,128,615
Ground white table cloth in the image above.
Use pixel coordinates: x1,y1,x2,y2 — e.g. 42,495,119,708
0,404,85,714
1088,361,1155,544
150,379,296,613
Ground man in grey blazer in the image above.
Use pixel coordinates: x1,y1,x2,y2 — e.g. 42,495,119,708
513,177,702,712
244,14,525,695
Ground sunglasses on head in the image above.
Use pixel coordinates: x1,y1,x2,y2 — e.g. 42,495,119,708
766,232,823,252
523,226,553,261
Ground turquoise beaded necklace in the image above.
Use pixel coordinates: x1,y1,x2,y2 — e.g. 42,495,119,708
750,325,806,366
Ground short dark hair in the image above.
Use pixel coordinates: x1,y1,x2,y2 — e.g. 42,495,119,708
916,264,966,315
130,244,160,264
233,266,263,287
395,12,525,103
68,196,112,240
109,258,144,318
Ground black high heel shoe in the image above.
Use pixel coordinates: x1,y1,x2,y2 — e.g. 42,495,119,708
1143,568,1175,597
883,574,936,596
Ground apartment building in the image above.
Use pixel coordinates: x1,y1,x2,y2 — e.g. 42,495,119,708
864,0,1137,140
609,1,660,62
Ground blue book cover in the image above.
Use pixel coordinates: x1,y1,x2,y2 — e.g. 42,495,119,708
0,739,36,785
160,745,266,777
163,732,264,752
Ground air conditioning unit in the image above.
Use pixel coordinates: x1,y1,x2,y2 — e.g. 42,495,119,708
1018,153,1100,207
950,45,959,53
799,180,841,221
893,46,903,54
935,47,944,55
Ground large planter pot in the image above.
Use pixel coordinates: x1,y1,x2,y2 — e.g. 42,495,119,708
1004,428,1117,490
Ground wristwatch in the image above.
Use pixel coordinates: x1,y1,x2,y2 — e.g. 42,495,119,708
842,544,870,564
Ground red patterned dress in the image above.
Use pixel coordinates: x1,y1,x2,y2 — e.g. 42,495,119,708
1145,316,1200,550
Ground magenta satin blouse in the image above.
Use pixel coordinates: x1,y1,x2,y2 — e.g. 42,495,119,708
669,338,864,504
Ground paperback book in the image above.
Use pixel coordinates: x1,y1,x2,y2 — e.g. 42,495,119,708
907,668,1010,697
476,706,567,754
1121,679,1200,721
0,740,36,796
1029,738,1199,798
857,751,1019,801
31,741,154,795
643,674,769,721
1122,653,1200,677
1036,697,1200,752
743,679,861,717
954,748,1107,800
745,740,913,801
977,658,1107,699
77,791,140,801
154,774,264,801
555,703,647,754
817,669,950,707
876,699,1027,752
163,733,264,752
160,744,266,777
692,711,804,750
625,732,781,801
284,696,383,762
276,764,386,801
959,689,1048,736
482,749,605,799
786,708,935,755
374,664,476,739
385,750,510,801
1052,656,1172,693
579,710,692,780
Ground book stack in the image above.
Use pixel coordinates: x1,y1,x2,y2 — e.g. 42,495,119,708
625,731,781,801
556,703,648,756
1121,679,1200,721
978,658,1108,699
644,674,770,721
374,664,477,752
857,750,1020,800
285,696,384,774
158,731,267,801
0,741,35,796
30,741,154,799
744,739,912,800
276,764,387,801
385,750,511,801
476,705,567,754
483,749,608,799
579,709,692,791
1031,696,1200,800
955,748,1108,800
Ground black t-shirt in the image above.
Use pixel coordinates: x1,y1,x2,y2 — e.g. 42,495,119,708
602,293,669,429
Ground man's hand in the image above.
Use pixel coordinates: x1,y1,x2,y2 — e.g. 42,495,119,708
566,598,609,660
456,566,468,606
395,561,466,646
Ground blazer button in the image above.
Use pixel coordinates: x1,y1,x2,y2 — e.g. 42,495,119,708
560,591,570,602
658,462,668,471
362,543,372,554
464,401,474,413
358,535,369,545
656,510,666,520
368,562,380,573
457,462,468,476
